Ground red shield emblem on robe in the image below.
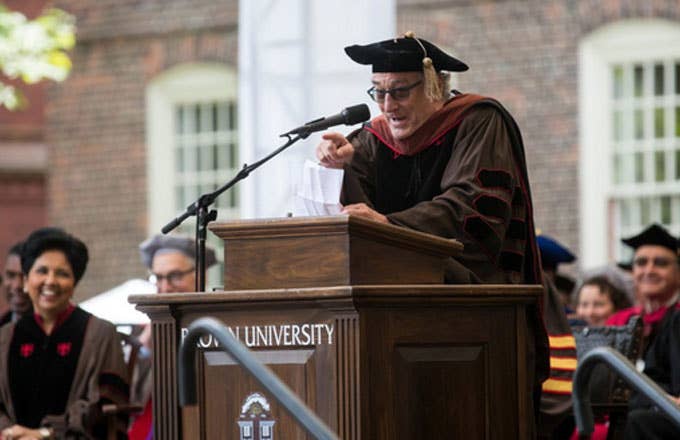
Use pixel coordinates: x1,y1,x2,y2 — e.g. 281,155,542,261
20,343,34,358
57,342,72,357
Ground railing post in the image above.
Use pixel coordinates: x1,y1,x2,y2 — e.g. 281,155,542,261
573,346,680,435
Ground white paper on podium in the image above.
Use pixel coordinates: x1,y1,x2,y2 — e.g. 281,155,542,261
293,160,344,216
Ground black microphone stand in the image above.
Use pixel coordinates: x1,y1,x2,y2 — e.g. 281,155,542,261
161,131,311,292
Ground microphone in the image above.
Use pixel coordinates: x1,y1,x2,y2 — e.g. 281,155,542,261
281,104,370,137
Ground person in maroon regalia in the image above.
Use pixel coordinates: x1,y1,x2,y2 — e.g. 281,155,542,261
606,224,679,336
603,223,680,439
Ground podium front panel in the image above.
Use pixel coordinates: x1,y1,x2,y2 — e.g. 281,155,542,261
133,285,539,440
178,306,351,440
363,306,519,439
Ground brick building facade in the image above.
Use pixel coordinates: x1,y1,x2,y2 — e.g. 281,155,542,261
398,0,680,269
0,0,49,266
28,0,680,300
46,0,238,300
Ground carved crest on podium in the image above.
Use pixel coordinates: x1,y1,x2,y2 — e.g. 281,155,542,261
237,392,276,440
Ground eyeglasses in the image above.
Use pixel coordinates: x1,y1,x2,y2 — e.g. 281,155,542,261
366,80,423,103
149,267,194,286
632,256,675,268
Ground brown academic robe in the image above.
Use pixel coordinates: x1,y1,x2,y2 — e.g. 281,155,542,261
0,309,129,439
343,94,550,434
344,96,541,285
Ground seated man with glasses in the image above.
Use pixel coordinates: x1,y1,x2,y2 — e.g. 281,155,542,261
603,224,680,439
315,32,548,435
139,234,217,294
128,234,217,440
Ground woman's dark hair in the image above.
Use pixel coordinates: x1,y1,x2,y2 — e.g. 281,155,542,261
20,227,89,284
578,275,632,311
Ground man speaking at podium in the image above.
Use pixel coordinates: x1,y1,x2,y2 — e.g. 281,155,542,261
316,31,548,431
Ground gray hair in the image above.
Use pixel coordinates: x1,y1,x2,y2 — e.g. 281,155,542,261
437,71,452,101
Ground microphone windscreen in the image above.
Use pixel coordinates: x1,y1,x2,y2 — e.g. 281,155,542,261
342,104,371,125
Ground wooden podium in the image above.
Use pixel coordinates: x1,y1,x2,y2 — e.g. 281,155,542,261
131,216,541,439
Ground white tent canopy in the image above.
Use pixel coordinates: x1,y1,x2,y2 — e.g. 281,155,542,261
79,278,154,325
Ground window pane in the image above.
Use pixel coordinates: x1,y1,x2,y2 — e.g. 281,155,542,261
613,110,624,141
676,149,680,179
614,153,634,184
229,102,237,128
187,145,198,172
200,183,212,196
212,144,219,171
634,65,644,97
654,107,665,138
216,143,229,169
175,186,184,210
634,109,644,139
200,144,214,171
175,145,184,173
194,106,201,133
230,186,239,208
619,199,632,227
229,143,237,169
640,198,651,224
217,190,227,209
613,65,624,99
176,108,184,134
217,103,229,131
186,184,198,204
613,154,621,183
200,104,214,132
634,151,644,182
676,62,680,94
654,63,664,95
676,107,680,137
660,196,671,223
184,105,196,133
655,150,666,182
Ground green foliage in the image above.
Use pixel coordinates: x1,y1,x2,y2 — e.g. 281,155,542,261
0,5,75,110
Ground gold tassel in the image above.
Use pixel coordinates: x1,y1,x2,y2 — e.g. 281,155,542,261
422,57,441,101
404,31,441,101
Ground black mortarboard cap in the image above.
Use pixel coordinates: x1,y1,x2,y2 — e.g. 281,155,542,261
621,223,679,253
344,35,468,73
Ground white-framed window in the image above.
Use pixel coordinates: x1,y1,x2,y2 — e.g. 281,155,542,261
174,101,239,219
580,20,680,267
146,63,238,288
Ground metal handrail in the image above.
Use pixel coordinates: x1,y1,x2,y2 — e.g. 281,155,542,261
573,346,680,435
178,317,339,440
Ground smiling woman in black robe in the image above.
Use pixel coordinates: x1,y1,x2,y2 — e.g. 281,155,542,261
0,228,128,440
